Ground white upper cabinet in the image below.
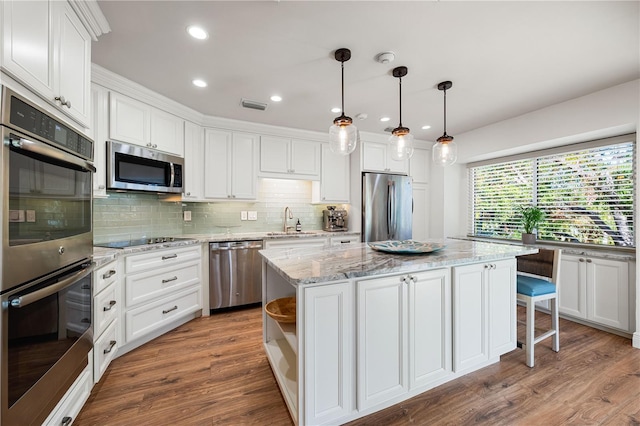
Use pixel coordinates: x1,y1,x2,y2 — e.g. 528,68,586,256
91,84,109,197
361,140,409,175
312,144,350,204
183,121,204,200
260,136,320,180
409,147,430,183
204,129,258,200
2,0,91,127
109,92,184,156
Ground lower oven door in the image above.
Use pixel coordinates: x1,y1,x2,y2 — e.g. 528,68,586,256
1,259,93,425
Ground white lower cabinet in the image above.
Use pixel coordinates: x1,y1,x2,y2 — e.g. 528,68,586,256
303,282,353,425
264,237,328,250
93,259,121,383
329,235,360,246
453,259,516,373
43,355,93,426
559,254,631,331
356,268,452,411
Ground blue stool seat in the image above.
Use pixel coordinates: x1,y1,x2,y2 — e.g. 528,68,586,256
517,275,557,297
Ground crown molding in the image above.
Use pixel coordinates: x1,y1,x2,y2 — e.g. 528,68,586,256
69,0,111,41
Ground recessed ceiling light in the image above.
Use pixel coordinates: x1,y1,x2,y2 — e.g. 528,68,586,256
380,116,391,122
331,107,341,113
192,79,207,88
421,125,431,130
270,95,282,102
187,25,208,40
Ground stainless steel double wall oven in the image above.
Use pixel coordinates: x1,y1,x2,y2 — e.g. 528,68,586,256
0,88,95,425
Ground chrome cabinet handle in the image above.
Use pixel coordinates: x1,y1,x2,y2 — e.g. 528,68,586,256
103,340,117,354
55,96,71,108
103,300,116,311
162,305,178,314
61,416,73,426
102,269,116,279
162,276,178,284
162,254,178,260
579,258,585,262
586,258,592,263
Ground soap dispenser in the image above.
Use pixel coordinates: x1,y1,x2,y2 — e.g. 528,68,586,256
296,219,302,232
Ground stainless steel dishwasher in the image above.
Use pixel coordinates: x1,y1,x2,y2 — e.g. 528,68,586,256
209,240,263,311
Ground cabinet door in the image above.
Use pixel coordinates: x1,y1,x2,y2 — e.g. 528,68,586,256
109,92,150,146
1,0,55,99
587,257,629,330
57,1,91,125
488,259,517,358
260,135,289,174
558,255,587,319
303,282,353,425
387,150,409,174
316,144,350,203
362,141,387,172
408,269,452,390
356,275,407,410
412,183,429,240
290,139,320,178
231,132,258,199
91,84,109,196
409,148,430,183
183,121,204,200
453,263,489,372
150,109,184,156
203,129,231,199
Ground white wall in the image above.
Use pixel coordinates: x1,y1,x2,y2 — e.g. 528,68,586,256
432,79,640,347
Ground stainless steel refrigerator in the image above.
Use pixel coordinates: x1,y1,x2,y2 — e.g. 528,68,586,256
362,172,413,242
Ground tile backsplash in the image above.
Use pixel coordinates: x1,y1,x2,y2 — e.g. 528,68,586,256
93,179,345,243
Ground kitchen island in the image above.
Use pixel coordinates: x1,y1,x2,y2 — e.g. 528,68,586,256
260,239,537,426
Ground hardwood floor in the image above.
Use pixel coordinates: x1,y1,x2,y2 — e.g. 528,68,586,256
77,306,640,425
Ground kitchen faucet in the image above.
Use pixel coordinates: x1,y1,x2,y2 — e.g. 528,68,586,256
283,207,294,233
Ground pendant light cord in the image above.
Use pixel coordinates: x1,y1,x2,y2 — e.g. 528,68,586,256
341,61,345,114
443,88,447,134
398,76,403,127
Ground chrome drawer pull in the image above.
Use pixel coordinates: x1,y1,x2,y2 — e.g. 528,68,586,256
61,416,73,426
102,269,116,279
163,305,178,314
162,276,178,284
103,340,117,354
103,300,117,311
162,254,178,260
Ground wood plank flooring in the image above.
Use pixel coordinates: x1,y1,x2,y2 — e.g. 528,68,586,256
76,306,640,425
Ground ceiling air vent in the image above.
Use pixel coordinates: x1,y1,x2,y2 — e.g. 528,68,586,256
383,126,394,133
241,99,268,111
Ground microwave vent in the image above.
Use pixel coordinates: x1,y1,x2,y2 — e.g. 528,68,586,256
241,99,268,111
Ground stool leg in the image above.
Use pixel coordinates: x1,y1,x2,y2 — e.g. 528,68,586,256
551,296,560,352
526,298,535,367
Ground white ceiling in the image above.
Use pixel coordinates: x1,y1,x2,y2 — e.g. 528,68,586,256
92,1,639,143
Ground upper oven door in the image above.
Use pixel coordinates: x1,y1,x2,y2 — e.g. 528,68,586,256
2,127,94,292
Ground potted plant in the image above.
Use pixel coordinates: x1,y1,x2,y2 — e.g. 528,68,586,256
520,205,544,245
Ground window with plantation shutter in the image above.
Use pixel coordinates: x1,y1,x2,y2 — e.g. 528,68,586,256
468,135,635,248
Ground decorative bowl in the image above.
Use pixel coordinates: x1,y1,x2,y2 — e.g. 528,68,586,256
265,297,296,323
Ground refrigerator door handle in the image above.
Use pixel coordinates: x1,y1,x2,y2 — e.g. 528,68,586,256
387,184,392,238
388,181,396,239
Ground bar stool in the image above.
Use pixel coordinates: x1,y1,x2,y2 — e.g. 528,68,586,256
516,248,561,367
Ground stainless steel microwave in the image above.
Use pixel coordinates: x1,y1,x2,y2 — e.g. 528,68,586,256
107,140,183,193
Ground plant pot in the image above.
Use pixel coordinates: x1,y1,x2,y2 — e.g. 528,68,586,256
522,233,536,245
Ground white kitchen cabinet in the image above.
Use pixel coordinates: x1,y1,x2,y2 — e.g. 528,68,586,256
409,147,430,183
183,121,204,200
93,259,120,383
91,83,109,197
312,144,350,203
302,282,354,425
203,129,258,200
260,135,321,180
109,92,184,156
412,183,429,241
559,254,631,331
361,140,409,175
264,237,328,250
329,235,360,246
1,0,92,127
453,259,516,373
43,360,93,426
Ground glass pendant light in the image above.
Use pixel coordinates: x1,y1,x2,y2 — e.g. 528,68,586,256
329,48,357,156
389,66,414,161
432,80,457,166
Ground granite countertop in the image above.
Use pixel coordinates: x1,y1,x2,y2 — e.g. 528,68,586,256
259,238,538,286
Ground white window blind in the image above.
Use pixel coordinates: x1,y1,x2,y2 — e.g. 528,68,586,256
469,137,635,247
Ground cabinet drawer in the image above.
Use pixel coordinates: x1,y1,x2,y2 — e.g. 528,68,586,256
94,281,118,336
125,260,200,307
329,235,360,246
94,320,118,383
43,365,92,426
95,260,120,295
125,286,201,342
125,246,200,274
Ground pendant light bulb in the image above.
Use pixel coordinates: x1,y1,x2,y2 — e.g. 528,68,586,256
329,48,357,156
433,80,457,166
389,66,414,161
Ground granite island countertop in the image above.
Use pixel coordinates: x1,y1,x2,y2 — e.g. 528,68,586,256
260,238,538,286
